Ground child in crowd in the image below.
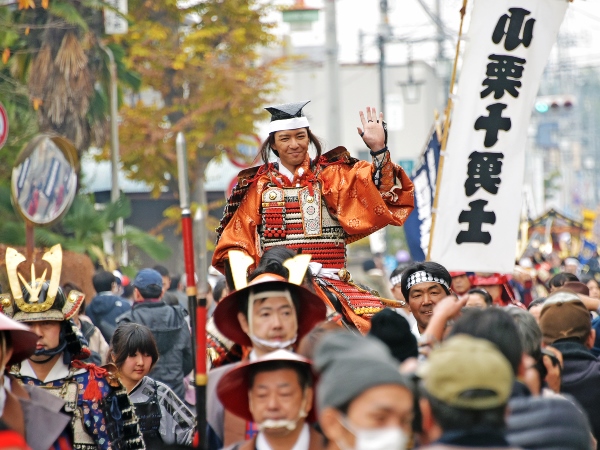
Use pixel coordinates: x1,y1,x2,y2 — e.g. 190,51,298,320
110,323,196,448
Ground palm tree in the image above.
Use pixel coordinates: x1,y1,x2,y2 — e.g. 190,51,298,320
1,0,140,156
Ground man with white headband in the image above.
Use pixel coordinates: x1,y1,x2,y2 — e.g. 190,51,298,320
217,350,323,450
207,260,327,449
213,100,415,333
400,262,452,337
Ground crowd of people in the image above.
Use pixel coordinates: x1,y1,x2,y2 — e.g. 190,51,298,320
1,101,599,450
4,245,600,449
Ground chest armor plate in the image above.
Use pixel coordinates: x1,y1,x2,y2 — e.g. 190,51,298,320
134,389,162,439
259,184,347,268
43,380,97,449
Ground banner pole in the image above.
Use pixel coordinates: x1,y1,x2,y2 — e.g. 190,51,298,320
426,0,468,261
176,132,207,448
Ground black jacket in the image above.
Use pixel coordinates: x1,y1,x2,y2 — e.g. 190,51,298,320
117,301,193,400
552,339,600,448
86,293,131,342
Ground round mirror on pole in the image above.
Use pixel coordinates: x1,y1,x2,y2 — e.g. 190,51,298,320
11,134,78,226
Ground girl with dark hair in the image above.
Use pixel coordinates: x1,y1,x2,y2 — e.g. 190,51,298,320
214,101,414,333
110,323,196,448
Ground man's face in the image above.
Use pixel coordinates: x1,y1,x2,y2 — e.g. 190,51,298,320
248,368,311,436
322,384,413,448
27,320,62,362
408,282,447,331
238,296,298,350
272,129,309,172
161,276,170,295
451,275,471,295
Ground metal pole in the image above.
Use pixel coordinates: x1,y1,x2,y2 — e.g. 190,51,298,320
177,132,207,449
194,164,209,299
100,43,124,265
325,0,341,147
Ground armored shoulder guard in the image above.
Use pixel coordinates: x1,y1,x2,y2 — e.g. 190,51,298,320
320,146,359,167
215,165,261,244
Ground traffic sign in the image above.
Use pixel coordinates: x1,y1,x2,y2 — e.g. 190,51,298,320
0,101,8,149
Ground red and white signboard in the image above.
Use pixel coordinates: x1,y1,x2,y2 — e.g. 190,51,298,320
0,101,8,150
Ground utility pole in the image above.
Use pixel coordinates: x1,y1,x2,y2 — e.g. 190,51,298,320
378,0,390,114
434,0,448,96
100,42,125,266
325,0,341,147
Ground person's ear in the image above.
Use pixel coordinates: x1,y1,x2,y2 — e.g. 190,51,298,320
1,347,13,370
419,397,434,434
238,312,250,335
304,386,314,416
248,391,255,416
586,328,596,349
319,407,345,443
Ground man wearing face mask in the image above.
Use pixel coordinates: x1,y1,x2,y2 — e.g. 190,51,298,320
314,331,414,450
217,350,324,450
207,253,327,450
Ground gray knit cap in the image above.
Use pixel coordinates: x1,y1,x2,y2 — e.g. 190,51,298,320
507,395,593,450
313,331,410,412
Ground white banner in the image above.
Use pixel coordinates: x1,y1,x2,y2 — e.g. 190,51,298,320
429,0,568,273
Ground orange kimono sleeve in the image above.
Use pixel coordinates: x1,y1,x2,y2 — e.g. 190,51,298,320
319,158,414,240
211,182,263,274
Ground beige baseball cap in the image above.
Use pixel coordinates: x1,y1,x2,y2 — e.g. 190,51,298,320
418,334,513,409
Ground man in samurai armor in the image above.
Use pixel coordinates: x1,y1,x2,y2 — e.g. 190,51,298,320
2,244,145,450
213,101,415,333
0,308,72,450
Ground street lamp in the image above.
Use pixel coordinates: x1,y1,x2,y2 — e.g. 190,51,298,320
398,60,425,104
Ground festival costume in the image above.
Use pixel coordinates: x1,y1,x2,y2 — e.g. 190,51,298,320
128,376,195,448
470,273,523,308
213,103,414,333
217,350,323,450
2,245,145,450
207,261,326,449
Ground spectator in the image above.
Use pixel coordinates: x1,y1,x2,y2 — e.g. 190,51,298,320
389,265,417,330
153,265,180,307
539,291,600,444
117,268,193,401
507,395,594,450
547,272,579,292
217,350,323,450
211,277,228,318
583,276,600,300
470,273,520,307
400,262,452,337
450,272,472,300
314,332,413,450
110,323,195,447
86,270,131,342
527,298,545,323
368,308,418,364
465,288,493,309
417,335,516,449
